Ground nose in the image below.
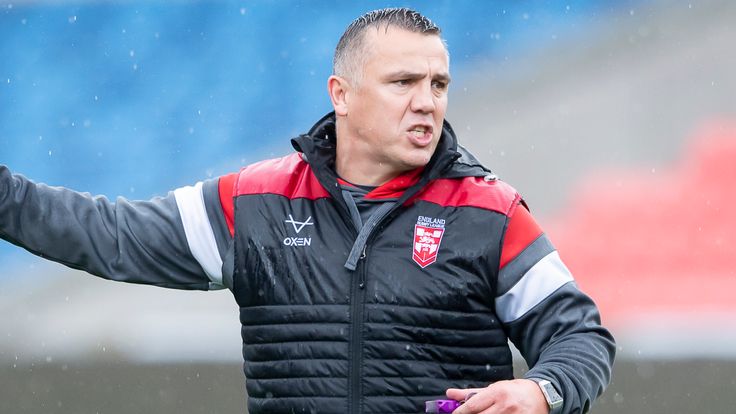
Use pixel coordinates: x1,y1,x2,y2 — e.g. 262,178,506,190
410,81,436,114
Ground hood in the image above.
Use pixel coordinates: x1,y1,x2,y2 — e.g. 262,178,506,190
291,112,494,182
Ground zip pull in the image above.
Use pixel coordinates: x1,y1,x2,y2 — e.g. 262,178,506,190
343,202,394,271
358,246,367,289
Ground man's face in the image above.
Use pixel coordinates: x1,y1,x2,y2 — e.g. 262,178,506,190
342,26,450,178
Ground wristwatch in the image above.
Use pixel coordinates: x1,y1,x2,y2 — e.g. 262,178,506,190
537,379,563,411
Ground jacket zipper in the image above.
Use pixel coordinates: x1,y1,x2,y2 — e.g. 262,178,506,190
349,244,368,414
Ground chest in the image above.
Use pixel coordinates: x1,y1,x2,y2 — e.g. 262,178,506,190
231,194,506,311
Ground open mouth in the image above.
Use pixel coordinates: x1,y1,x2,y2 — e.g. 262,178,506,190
409,125,432,137
407,123,435,145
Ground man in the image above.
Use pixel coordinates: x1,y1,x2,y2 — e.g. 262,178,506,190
0,8,614,414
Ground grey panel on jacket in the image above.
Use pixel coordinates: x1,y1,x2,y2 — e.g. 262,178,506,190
201,178,232,261
201,178,235,289
0,165,212,290
497,233,556,295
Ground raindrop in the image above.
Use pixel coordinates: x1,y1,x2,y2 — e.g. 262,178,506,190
265,392,274,398
485,364,491,370
405,344,411,351
68,15,77,24
258,289,265,297
240,8,246,15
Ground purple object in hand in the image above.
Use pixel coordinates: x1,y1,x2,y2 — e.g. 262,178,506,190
425,399,462,413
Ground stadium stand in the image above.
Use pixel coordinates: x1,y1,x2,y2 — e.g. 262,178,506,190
546,122,736,355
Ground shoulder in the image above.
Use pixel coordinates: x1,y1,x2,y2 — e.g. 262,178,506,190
414,176,522,217
235,153,329,199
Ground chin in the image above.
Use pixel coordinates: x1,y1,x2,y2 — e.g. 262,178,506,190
402,156,432,170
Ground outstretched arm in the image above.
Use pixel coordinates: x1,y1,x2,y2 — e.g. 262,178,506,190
0,165,234,291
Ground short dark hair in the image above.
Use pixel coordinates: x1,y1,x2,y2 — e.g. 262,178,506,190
333,8,443,83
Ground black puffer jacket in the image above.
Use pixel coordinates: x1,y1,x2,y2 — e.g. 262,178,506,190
233,113,520,414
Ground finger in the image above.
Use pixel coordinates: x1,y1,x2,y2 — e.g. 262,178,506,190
477,404,499,414
446,387,484,402
451,391,494,414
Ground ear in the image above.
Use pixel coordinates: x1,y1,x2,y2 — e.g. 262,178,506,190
327,75,350,116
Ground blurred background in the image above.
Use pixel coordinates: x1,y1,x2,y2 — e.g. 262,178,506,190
1,0,735,412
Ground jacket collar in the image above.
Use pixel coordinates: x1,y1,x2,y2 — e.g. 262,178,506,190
291,112,491,185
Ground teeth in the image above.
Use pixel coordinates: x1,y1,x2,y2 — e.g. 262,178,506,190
410,126,428,137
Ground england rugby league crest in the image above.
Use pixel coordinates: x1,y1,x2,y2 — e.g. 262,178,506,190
412,216,446,268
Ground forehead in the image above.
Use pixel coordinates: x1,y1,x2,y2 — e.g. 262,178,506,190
361,26,449,73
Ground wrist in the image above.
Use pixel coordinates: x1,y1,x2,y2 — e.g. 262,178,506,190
529,378,563,413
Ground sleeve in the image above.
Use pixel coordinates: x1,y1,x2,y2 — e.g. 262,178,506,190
495,203,616,414
0,164,236,291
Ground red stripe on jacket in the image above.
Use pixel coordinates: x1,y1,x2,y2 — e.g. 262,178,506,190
218,173,238,237
235,153,331,200
222,156,538,271
410,176,521,215
499,205,544,270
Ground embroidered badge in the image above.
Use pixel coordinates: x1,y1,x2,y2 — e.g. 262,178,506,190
413,216,445,268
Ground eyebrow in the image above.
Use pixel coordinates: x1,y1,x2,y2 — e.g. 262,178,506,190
385,70,452,83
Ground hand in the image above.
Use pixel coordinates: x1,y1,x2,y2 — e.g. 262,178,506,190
446,379,549,414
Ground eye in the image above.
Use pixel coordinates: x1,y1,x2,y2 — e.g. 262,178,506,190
394,79,411,86
432,80,448,91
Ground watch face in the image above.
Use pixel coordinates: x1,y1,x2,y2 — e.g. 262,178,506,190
540,380,564,408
